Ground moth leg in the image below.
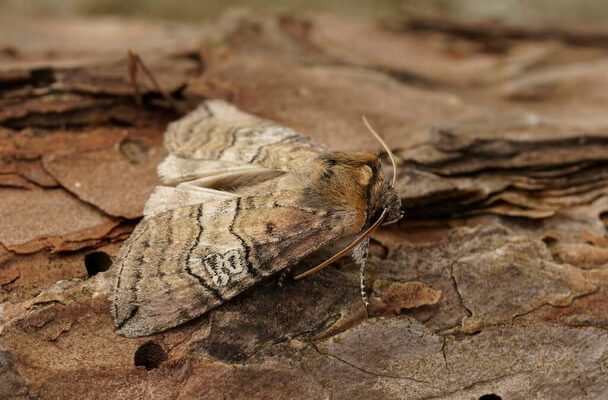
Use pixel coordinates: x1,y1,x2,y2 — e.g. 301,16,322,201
360,261,369,311
351,238,370,309
278,266,292,288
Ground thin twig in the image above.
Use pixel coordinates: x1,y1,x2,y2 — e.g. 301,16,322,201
127,50,179,111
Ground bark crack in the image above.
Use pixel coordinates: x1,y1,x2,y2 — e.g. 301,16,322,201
449,262,473,317
311,342,433,386
440,337,449,372
511,288,600,322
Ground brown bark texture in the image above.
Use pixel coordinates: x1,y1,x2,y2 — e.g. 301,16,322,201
1,9,608,400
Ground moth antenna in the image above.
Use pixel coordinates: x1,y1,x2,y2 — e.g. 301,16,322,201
293,208,387,280
362,116,397,188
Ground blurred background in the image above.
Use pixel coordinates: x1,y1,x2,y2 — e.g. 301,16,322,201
1,0,608,27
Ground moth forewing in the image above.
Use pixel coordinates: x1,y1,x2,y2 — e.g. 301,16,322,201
112,194,361,337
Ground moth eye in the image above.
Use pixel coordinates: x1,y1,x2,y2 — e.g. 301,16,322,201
371,209,384,222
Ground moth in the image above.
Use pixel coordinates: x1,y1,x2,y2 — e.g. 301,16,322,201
111,100,401,337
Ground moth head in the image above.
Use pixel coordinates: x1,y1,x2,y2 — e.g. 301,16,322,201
293,153,400,281
377,183,401,226
361,116,402,226
311,152,401,227
361,156,401,226
294,117,402,281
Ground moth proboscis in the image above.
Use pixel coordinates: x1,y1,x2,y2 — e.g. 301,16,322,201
111,100,402,337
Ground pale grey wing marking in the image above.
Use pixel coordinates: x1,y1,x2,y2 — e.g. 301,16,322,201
164,100,325,171
111,220,148,323
143,185,238,218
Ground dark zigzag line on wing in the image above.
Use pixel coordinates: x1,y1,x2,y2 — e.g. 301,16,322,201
216,126,238,159
115,228,150,328
181,102,212,146
113,224,148,319
170,207,204,323
116,305,139,330
229,197,258,277
114,223,148,293
118,215,190,331
153,211,177,301
184,204,224,301
227,250,239,274
249,130,304,167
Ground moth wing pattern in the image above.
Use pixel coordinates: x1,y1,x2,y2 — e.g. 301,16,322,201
112,193,357,337
146,99,326,217
159,100,326,184
142,185,238,217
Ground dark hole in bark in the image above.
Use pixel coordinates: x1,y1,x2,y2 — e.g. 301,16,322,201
479,395,502,400
30,67,56,87
541,235,558,247
134,342,167,370
84,251,113,277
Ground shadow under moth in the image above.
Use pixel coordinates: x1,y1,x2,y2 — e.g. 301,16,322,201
111,100,401,337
